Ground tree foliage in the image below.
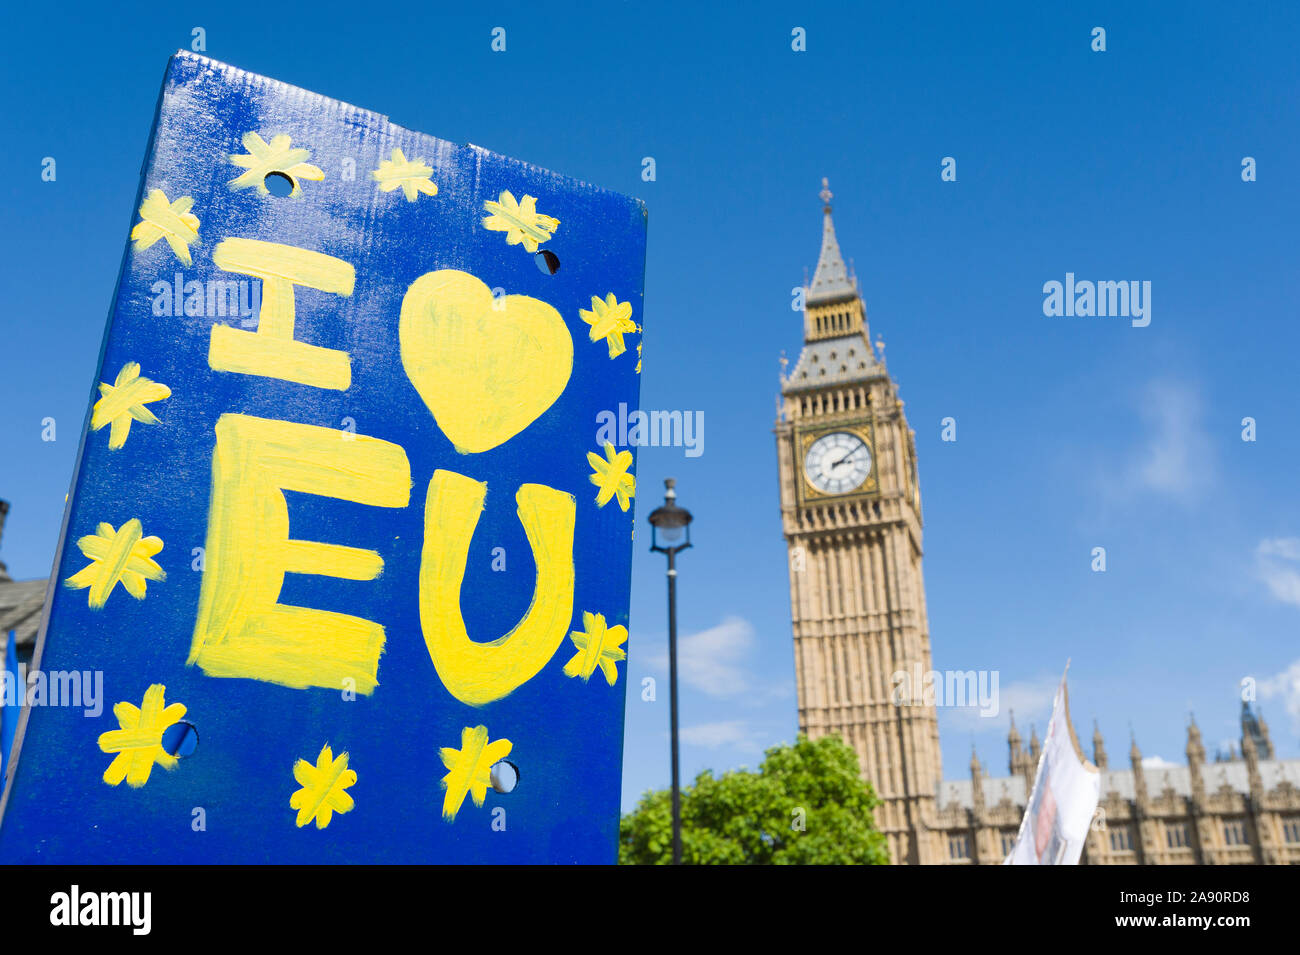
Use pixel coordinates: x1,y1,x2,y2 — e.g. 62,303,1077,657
619,734,890,864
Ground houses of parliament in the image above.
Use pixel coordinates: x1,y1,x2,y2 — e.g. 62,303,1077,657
774,181,1300,864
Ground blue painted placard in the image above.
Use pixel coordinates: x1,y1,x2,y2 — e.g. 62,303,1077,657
0,52,646,863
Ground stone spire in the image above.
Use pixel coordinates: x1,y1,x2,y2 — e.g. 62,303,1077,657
970,745,985,817
1241,700,1274,760
806,178,858,305
1186,714,1206,806
0,499,11,583
1007,710,1024,776
792,179,872,349
1130,732,1148,809
1092,720,1108,770
1242,732,1264,800
1257,708,1274,760
1019,722,1039,787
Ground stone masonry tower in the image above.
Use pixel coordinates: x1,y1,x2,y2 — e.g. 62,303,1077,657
774,180,944,864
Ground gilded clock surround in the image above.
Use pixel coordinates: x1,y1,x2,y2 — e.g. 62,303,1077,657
796,420,878,504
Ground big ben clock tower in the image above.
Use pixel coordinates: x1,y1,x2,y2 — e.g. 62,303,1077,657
775,180,943,865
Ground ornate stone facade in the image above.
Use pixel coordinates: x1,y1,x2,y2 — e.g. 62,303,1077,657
934,706,1300,865
776,188,1300,864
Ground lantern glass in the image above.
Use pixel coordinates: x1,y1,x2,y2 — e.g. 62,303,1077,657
658,523,685,546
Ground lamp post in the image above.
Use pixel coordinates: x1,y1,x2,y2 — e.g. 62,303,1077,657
647,478,693,865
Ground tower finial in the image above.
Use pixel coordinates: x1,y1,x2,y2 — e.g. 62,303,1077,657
806,179,855,306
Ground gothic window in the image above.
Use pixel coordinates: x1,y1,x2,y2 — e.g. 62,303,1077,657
1165,823,1190,849
999,831,1017,856
1283,817,1300,844
1223,819,1249,846
947,834,970,859
1109,826,1134,852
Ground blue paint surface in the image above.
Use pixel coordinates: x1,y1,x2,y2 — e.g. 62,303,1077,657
1,631,16,777
0,52,645,863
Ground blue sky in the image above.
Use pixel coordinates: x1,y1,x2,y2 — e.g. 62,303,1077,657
2,2,1299,815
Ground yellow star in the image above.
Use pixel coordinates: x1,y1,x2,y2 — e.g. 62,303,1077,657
587,441,635,511
290,744,358,829
97,684,186,787
130,189,199,265
563,611,628,686
228,132,324,196
580,294,637,358
91,362,170,449
372,147,438,201
65,519,165,609
439,725,512,821
482,190,559,253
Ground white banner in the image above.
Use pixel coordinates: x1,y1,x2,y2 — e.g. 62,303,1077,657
1004,666,1100,865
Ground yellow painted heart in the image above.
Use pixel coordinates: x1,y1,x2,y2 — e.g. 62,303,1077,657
399,270,573,453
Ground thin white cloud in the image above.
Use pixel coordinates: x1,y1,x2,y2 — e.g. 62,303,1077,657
678,720,764,752
1142,755,1178,769
645,615,788,701
1259,659,1300,732
1257,539,1300,607
1259,538,1300,560
1126,380,1214,501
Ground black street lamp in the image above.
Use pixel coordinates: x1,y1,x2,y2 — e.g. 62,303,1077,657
647,478,693,865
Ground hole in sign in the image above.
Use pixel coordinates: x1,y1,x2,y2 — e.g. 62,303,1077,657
490,759,519,794
534,249,561,275
161,721,200,758
263,171,295,197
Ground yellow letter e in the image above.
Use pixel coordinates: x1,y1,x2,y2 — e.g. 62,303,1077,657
189,413,411,693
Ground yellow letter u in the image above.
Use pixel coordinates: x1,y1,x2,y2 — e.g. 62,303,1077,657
419,470,575,705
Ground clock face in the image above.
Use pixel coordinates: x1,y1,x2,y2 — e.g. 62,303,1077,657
804,431,872,494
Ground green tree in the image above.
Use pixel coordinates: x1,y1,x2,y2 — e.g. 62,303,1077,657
619,734,890,864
